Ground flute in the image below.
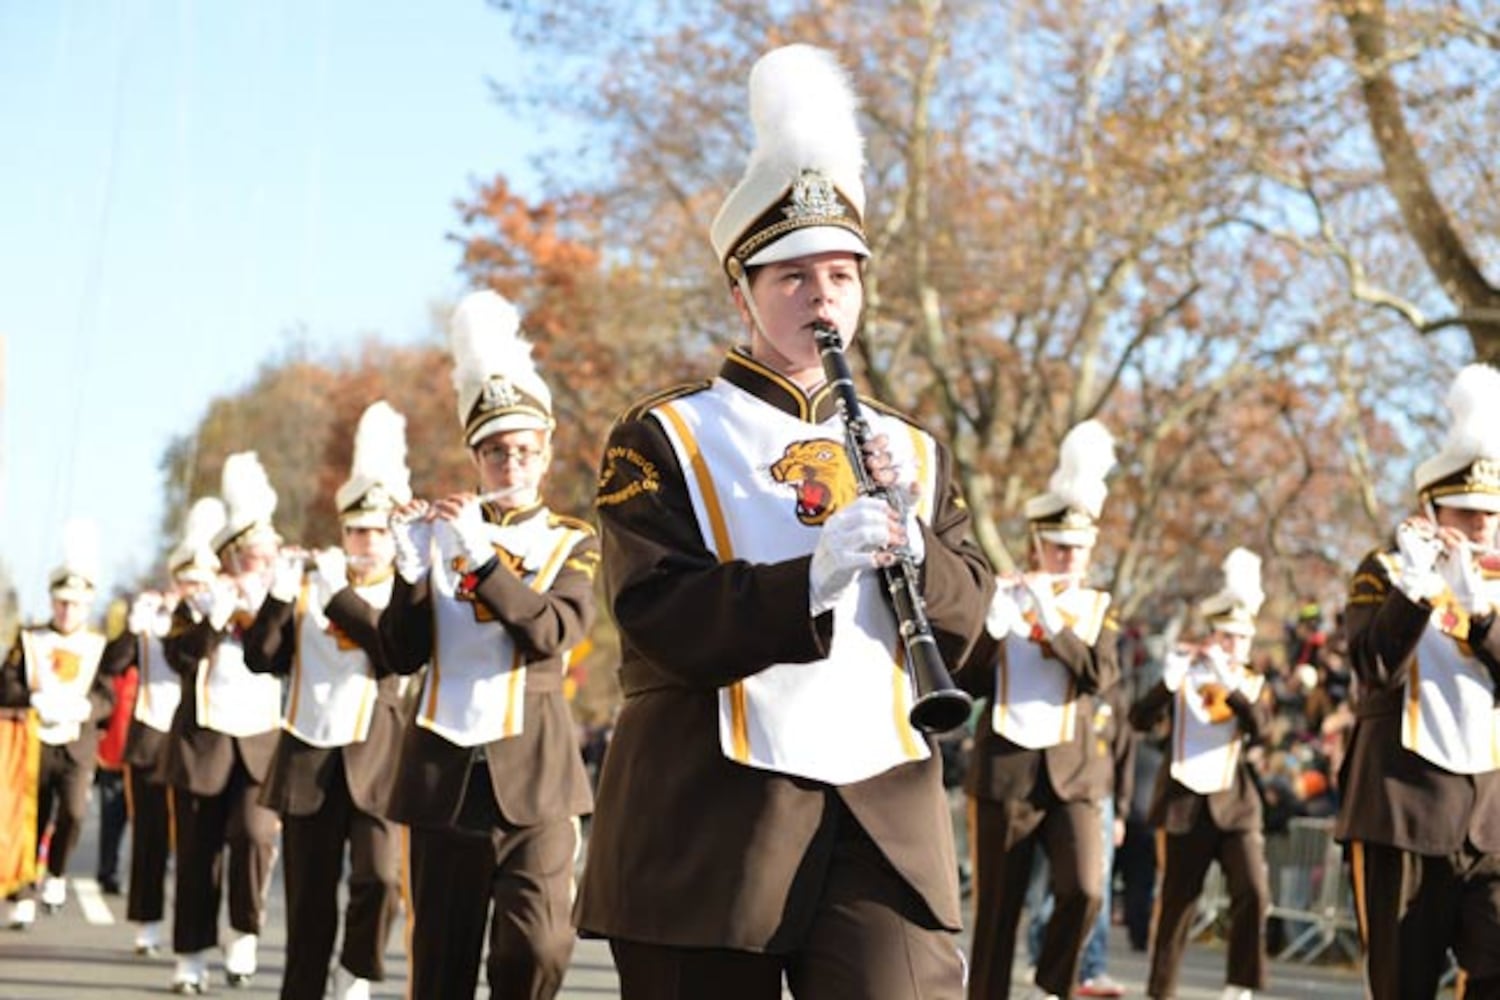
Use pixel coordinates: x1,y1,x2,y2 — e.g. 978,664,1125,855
813,320,973,735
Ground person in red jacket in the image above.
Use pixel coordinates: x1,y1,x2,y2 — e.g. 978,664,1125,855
93,599,137,897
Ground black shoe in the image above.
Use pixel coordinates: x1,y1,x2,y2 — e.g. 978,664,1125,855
97,877,121,896
226,971,252,988
170,981,206,996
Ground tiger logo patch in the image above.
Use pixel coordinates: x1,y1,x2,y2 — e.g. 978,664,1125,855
770,439,858,526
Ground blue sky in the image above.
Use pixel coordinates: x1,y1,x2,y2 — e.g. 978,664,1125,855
1,0,548,620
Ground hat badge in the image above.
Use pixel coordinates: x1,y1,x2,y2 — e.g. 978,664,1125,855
481,375,521,410
1471,458,1500,489
784,170,846,224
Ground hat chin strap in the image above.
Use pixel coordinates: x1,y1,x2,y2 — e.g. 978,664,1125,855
727,259,776,360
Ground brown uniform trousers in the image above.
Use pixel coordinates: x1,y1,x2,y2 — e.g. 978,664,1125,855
962,623,1121,1000
1337,550,1500,999
379,507,598,1000
161,610,280,956
1130,678,1271,999
123,721,172,924
576,358,994,1000
244,588,406,999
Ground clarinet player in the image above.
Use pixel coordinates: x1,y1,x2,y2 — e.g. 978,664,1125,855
575,44,993,999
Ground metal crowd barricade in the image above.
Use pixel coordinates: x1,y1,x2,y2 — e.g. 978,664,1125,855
1264,816,1359,962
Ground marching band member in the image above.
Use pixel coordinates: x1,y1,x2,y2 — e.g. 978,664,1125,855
0,520,131,927
120,501,217,956
1337,363,1500,999
243,401,411,1000
161,455,285,994
381,291,598,999
963,420,1121,1000
575,45,992,999
1130,548,1271,1000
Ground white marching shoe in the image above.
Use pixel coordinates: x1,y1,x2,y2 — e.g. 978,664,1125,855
134,920,164,956
39,875,66,912
223,930,258,987
171,951,210,995
1221,988,1254,1000
332,964,372,1000
4,898,36,929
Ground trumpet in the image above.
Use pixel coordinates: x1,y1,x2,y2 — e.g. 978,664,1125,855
813,321,973,735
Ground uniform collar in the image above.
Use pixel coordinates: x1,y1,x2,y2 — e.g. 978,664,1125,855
720,347,841,424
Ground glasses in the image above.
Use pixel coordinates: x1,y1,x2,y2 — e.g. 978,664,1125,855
477,443,546,467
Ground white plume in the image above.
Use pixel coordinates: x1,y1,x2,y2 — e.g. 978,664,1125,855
221,451,277,526
58,517,101,584
449,291,531,396
349,400,412,504
1442,363,1500,461
1047,420,1116,518
183,497,226,549
747,44,865,192
1219,547,1265,617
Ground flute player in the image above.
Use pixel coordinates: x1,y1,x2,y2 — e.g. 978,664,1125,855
575,43,993,1000
380,290,599,999
962,420,1123,1000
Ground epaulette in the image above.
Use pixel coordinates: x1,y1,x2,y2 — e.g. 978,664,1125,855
1347,547,1394,606
547,512,597,536
618,380,713,425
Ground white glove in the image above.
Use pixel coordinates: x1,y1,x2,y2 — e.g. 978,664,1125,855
30,689,90,726
391,506,433,584
1395,520,1445,602
1161,650,1191,693
1021,573,1066,637
1201,642,1240,693
809,496,892,616
440,500,497,573
985,582,1024,638
311,548,347,609
127,592,163,636
269,552,304,604
1451,544,1487,614
206,577,241,631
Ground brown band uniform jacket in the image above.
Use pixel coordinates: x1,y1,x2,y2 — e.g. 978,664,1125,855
0,627,133,764
378,503,596,830
574,357,994,951
160,606,279,796
1335,548,1500,854
243,585,408,818
1128,673,1271,835
960,621,1122,808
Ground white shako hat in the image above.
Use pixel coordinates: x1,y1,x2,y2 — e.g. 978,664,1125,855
1413,363,1500,514
1198,548,1265,638
334,400,413,528
449,290,554,447
709,44,870,281
211,451,280,556
168,497,224,584
1023,420,1116,547
48,517,101,603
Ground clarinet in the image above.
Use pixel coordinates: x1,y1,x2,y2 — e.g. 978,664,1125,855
813,321,973,734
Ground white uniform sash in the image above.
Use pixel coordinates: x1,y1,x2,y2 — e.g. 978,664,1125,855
416,513,583,748
653,378,938,785
132,630,182,734
283,576,393,748
1389,553,1500,774
1169,656,1265,795
988,583,1110,749
21,628,106,746
196,606,282,737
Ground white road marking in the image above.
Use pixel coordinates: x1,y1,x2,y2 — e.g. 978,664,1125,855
70,878,116,926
